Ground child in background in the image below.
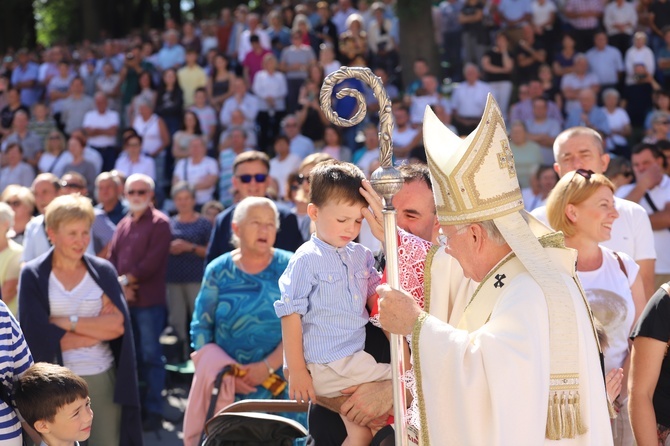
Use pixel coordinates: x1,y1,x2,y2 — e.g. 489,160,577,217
14,362,93,446
275,161,391,445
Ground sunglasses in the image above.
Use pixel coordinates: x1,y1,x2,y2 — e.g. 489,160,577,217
565,168,594,191
237,174,268,184
297,174,310,185
127,189,149,196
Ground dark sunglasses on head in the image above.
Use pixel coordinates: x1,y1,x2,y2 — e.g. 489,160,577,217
127,189,148,196
564,168,594,191
297,174,310,185
237,173,268,184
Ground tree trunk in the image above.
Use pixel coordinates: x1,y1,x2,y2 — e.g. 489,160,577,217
396,0,439,88
82,0,101,42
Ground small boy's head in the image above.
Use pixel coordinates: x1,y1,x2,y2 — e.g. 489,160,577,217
307,161,368,248
15,363,92,444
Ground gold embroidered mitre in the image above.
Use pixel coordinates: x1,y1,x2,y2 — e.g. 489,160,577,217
423,94,524,225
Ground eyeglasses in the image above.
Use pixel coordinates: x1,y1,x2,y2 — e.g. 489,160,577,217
61,182,84,189
437,225,469,248
297,174,310,185
127,189,148,196
5,200,21,207
237,173,268,184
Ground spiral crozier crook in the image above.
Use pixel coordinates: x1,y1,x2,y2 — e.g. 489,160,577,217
320,66,408,446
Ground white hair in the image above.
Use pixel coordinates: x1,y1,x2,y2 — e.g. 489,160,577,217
125,173,155,191
230,197,280,248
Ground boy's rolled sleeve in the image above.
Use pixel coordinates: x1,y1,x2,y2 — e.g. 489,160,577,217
274,255,314,318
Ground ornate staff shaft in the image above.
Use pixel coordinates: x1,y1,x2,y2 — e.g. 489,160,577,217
320,66,407,446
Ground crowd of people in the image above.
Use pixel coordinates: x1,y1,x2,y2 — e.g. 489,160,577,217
0,0,669,445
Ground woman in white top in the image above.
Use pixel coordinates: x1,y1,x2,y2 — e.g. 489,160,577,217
602,88,632,156
172,136,219,206
253,53,288,153
38,130,70,176
546,170,646,446
18,194,140,446
114,133,156,180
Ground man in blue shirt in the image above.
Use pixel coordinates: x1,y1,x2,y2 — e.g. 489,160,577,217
157,30,186,72
11,49,40,107
565,88,611,138
585,31,624,91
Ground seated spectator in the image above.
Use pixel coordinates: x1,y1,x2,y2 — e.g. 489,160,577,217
46,61,74,124
481,32,514,119
206,151,304,263
0,185,34,246
407,75,450,128
269,135,302,201
0,203,22,314
364,67,399,120
450,63,491,135
114,133,156,180
625,63,657,128
367,2,398,74
645,91,670,131
128,71,157,125
560,53,600,115
585,31,625,92
172,137,219,207
189,88,217,148
219,128,254,207
642,112,670,144
166,182,212,362
509,121,543,187
625,32,656,85
28,102,57,147
537,64,562,108
206,54,234,112
525,97,562,162
21,174,59,262
296,78,328,143
243,35,272,86
338,14,368,66
602,88,632,158
514,24,546,84
281,114,315,160
83,93,120,173
61,134,98,197
280,31,316,113
1,110,43,168
253,53,288,153
603,0,638,56
60,77,95,136
155,68,184,135
177,49,207,108
94,172,128,226
530,0,557,56
96,61,121,112
522,164,558,211
510,80,563,125
11,49,40,108
268,10,293,59
563,0,605,53
0,88,29,138
201,200,225,224
0,143,35,192
552,33,577,80
172,110,204,162
318,43,340,76
157,29,186,71
219,77,259,129
565,89,611,138
321,125,352,162
392,106,421,163
218,108,258,150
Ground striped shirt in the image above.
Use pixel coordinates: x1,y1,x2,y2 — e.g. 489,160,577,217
48,272,114,376
0,300,33,445
275,235,381,364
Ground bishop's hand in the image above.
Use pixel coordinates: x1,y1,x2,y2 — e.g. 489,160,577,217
377,284,422,336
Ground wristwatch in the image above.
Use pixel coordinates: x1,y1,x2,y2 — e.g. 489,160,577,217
263,359,275,375
69,315,79,332
118,275,129,287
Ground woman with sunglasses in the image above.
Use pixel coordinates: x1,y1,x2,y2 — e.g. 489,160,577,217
546,170,646,445
0,185,35,246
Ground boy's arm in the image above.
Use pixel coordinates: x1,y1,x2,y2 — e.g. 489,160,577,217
281,313,316,403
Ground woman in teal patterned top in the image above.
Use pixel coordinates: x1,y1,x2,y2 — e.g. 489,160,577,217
190,197,305,426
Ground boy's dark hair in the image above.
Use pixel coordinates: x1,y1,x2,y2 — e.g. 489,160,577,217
309,160,367,207
14,362,89,430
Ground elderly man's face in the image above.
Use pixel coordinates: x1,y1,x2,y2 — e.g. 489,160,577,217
125,179,154,213
33,180,59,213
96,178,118,205
233,160,269,199
555,134,609,176
579,91,596,112
394,179,438,243
441,223,481,280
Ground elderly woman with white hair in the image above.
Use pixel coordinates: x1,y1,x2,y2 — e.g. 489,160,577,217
624,31,656,85
184,196,305,445
602,88,632,158
0,202,22,315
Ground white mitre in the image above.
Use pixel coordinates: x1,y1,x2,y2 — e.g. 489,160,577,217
422,94,595,440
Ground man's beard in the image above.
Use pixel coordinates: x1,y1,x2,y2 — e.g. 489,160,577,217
128,200,149,213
